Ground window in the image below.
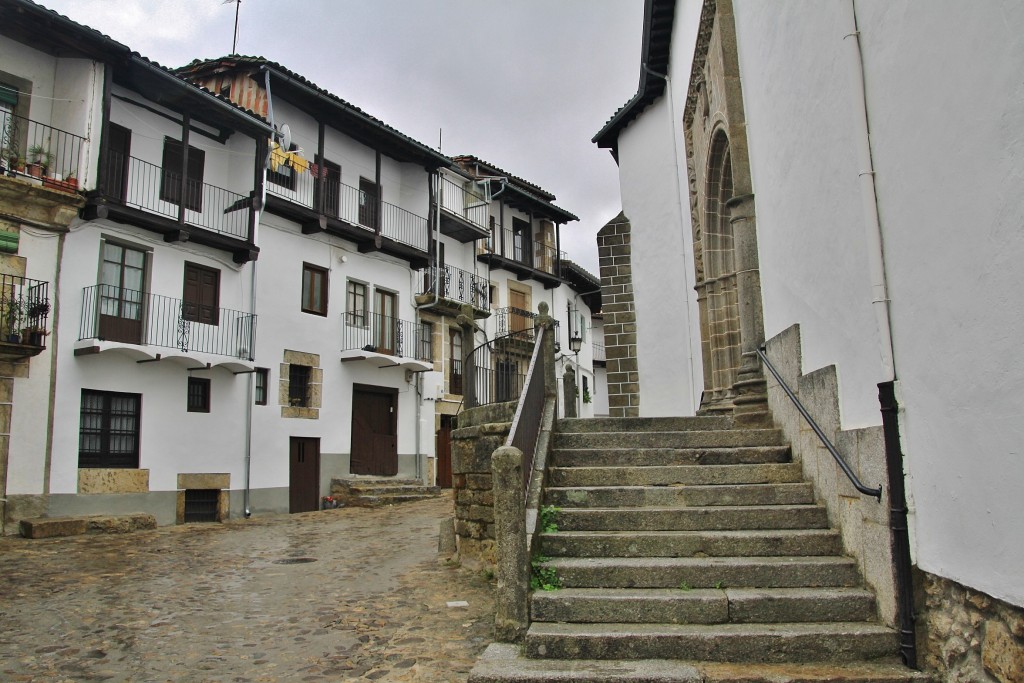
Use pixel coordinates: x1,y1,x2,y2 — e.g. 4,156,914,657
79,390,141,469
99,241,146,344
449,328,463,395
347,280,367,326
301,263,328,315
160,137,205,211
254,367,268,405
289,364,310,407
182,262,220,325
374,289,398,354
419,322,434,361
187,377,211,413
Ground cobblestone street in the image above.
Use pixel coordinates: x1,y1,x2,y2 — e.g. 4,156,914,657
0,496,494,682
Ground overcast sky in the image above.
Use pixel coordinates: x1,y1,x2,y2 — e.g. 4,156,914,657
39,0,642,276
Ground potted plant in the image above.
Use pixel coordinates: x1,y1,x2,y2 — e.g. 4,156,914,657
26,144,46,178
4,296,23,343
43,168,78,193
22,300,50,345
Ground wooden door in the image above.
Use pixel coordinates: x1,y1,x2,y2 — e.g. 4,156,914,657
314,158,341,218
436,415,454,488
374,289,397,355
289,437,320,513
98,242,145,344
104,123,131,203
350,385,398,476
182,262,219,325
509,289,529,332
359,177,379,229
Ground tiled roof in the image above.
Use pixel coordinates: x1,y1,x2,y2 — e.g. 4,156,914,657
177,56,449,166
451,155,556,201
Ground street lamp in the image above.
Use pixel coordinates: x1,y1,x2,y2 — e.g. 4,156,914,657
569,332,583,416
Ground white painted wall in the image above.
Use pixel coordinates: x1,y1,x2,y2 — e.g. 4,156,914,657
613,0,703,418
50,218,256,496
727,0,1024,606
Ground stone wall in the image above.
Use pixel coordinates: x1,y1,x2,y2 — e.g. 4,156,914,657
596,212,640,417
763,324,897,627
450,401,515,567
916,570,1024,683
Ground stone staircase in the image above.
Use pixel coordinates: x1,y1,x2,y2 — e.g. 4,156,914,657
470,416,929,682
329,478,440,507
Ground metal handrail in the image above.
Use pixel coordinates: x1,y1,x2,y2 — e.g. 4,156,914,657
756,345,882,499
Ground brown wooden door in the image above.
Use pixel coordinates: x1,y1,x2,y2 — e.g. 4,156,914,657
98,242,145,344
314,158,341,218
374,290,397,355
182,262,219,325
289,437,320,513
436,415,454,488
350,385,398,476
104,122,131,203
359,177,379,229
509,289,529,332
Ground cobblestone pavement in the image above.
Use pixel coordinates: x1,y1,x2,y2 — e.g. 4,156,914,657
0,496,495,682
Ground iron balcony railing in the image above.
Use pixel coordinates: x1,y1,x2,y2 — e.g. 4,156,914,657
105,151,250,240
467,333,530,408
494,306,537,342
593,343,606,363
1,110,86,191
79,285,256,360
439,175,488,231
479,228,560,276
1,275,50,345
418,264,489,309
266,166,429,252
342,310,431,361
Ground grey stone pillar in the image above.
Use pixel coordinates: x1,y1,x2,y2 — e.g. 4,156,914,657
726,194,769,425
563,365,577,418
491,445,528,642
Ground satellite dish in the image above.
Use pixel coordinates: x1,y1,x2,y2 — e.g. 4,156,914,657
280,123,292,151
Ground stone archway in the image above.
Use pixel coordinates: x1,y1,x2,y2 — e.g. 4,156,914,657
684,0,768,424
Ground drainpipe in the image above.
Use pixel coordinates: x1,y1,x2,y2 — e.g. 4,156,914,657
843,2,915,668
243,251,259,518
640,63,700,412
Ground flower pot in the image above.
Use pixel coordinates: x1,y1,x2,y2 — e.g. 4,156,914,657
26,162,43,179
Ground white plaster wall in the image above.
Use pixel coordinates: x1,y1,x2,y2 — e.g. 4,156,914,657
727,0,1024,606
591,316,609,416
732,1,883,429
250,215,433,489
0,37,57,125
50,219,255,495
6,226,62,495
855,0,1024,608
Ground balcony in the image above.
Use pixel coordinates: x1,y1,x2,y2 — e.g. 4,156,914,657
264,162,430,266
438,175,489,242
0,275,51,359
1,110,86,193
339,310,432,371
415,264,490,318
84,150,258,263
593,343,606,366
477,227,563,289
75,284,256,371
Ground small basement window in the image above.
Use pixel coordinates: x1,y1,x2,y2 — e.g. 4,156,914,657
183,489,219,523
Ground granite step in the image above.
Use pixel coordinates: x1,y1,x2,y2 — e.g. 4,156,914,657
556,416,733,434
550,445,792,468
538,528,843,558
552,429,786,450
470,643,931,682
523,621,898,663
543,555,861,590
530,587,877,624
554,504,830,532
330,478,441,507
543,482,815,508
548,463,805,488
